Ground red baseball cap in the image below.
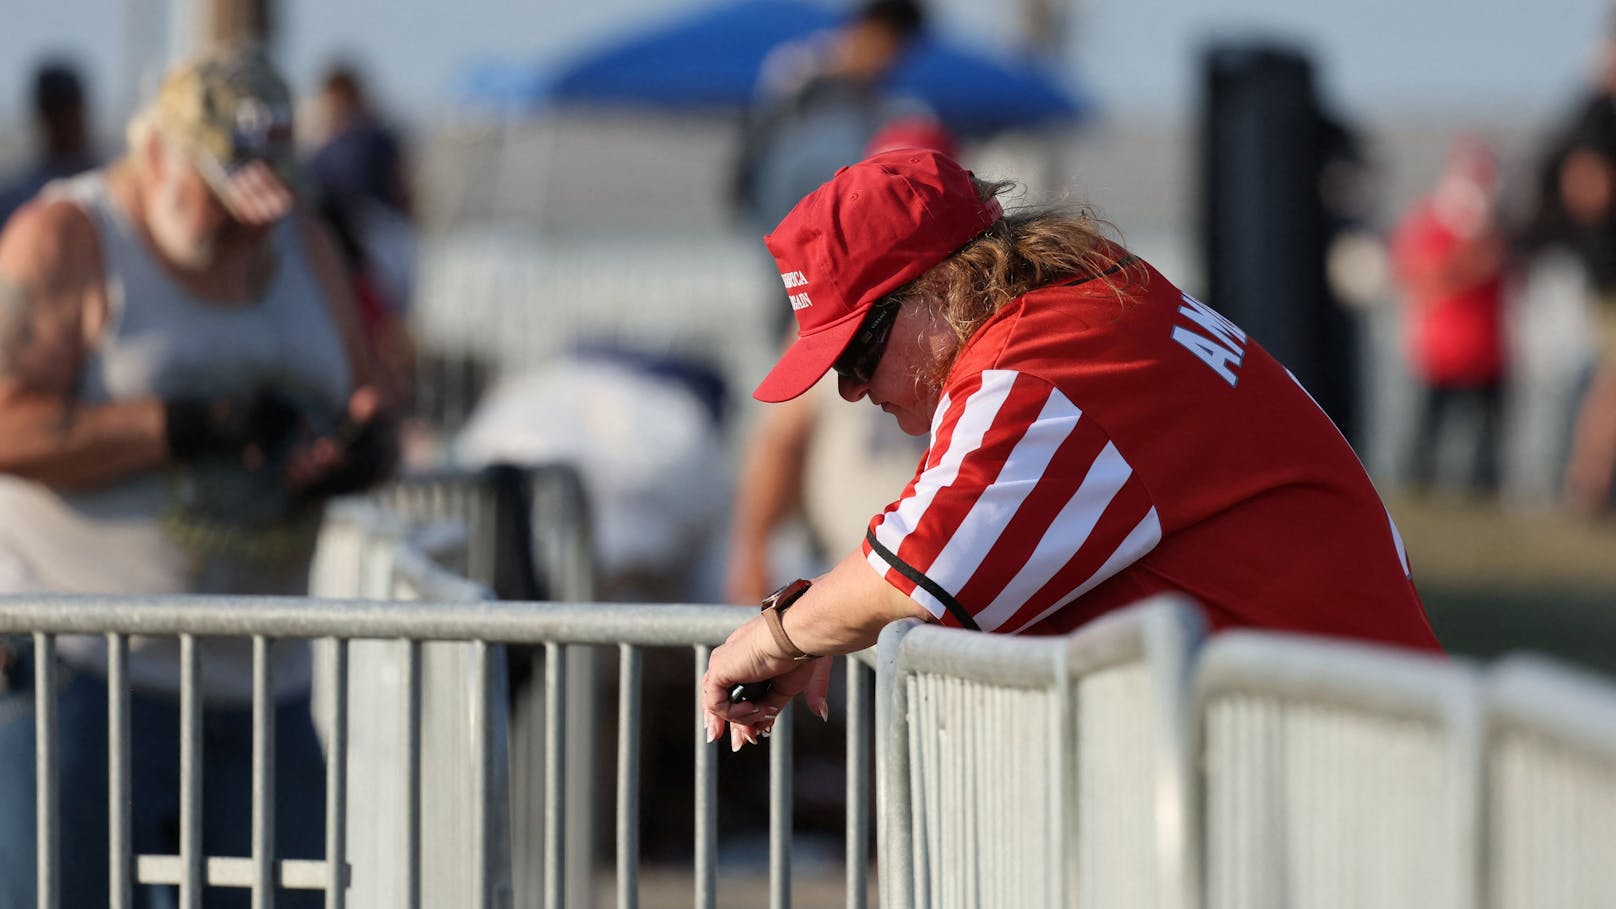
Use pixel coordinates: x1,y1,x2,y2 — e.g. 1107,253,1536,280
753,148,1002,403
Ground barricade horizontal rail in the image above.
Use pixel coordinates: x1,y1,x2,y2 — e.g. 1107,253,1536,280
0,595,752,644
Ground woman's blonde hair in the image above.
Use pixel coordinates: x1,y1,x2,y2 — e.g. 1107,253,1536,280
894,177,1135,389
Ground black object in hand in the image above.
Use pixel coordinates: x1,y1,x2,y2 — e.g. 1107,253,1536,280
164,390,304,463
297,413,401,500
730,681,772,704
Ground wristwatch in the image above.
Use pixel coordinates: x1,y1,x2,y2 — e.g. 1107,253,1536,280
761,578,817,662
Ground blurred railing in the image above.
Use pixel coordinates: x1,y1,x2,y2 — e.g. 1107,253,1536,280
408,231,775,434
380,465,597,909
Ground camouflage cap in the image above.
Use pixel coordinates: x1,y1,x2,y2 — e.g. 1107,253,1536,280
153,46,299,222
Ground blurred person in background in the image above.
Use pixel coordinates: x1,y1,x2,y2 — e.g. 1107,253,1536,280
0,46,397,908
701,150,1441,749
1390,136,1510,497
306,60,417,407
1519,19,1616,513
0,58,98,226
731,0,932,336
455,343,730,602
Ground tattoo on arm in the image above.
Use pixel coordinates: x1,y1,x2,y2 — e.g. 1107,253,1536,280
0,275,36,377
0,272,82,441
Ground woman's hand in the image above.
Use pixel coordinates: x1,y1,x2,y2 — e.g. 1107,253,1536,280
700,611,833,751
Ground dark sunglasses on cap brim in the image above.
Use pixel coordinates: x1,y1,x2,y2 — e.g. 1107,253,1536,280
833,298,902,385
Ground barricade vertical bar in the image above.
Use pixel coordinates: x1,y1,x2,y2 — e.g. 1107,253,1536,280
513,650,543,909
34,632,58,909
617,644,642,909
325,639,348,909
565,648,598,909
404,640,422,909
1050,654,1071,906
693,646,716,909
180,634,202,909
471,640,492,909
875,621,922,909
769,703,794,909
108,633,131,909
846,660,870,909
252,636,277,909
544,642,567,909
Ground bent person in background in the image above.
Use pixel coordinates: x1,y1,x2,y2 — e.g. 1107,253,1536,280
702,149,1442,749
0,47,397,908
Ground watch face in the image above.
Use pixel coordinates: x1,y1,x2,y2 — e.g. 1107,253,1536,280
765,578,812,609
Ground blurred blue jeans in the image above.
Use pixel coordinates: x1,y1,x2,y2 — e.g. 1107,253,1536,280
0,644,326,909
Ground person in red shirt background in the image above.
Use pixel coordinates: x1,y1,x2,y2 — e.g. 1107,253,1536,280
1390,136,1510,496
701,149,1442,751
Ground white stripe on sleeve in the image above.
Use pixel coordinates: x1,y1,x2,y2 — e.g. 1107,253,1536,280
1003,508,1163,634
871,370,1017,564
973,441,1137,632
919,382,1081,605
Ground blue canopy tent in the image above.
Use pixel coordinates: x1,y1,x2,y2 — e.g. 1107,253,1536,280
461,0,1088,136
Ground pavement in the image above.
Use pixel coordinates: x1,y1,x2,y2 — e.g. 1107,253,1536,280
593,867,875,909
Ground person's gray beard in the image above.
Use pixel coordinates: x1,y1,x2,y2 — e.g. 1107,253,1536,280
148,185,218,271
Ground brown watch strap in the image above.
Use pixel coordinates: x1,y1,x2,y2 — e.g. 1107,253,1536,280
761,579,817,661
763,602,815,661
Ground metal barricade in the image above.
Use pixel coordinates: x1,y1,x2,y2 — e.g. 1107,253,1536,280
1484,655,1616,909
876,595,1204,909
361,465,599,909
311,501,509,909
7,593,849,909
1194,632,1483,909
1067,597,1203,909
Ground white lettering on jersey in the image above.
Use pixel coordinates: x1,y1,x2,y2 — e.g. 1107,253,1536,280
1172,293,1246,387
789,292,813,310
1178,294,1246,349
780,270,809,289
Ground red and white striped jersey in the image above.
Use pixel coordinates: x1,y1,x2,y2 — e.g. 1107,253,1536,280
862,257,1441,651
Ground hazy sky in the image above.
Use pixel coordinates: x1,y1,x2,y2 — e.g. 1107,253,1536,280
2,0,1610,133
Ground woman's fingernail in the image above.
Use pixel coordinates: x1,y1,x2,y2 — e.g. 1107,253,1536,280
704,716,720,743
815,704,830,722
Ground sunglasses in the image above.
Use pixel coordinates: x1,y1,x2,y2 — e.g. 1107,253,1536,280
833,299,901,386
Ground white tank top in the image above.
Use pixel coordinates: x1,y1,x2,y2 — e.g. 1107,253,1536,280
0,171,352,701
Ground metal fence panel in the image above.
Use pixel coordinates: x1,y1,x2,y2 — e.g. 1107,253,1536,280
0,593,757,909
1195,632,1482,909
878,596,1204,909
1484,656,1616,909
311,502,509,909
368,466,599,909
1068,596,1204,909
